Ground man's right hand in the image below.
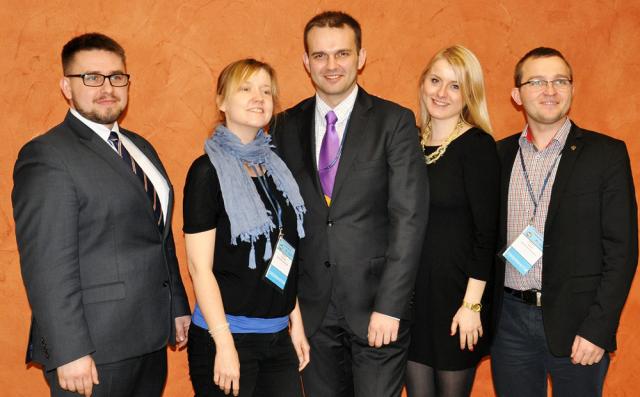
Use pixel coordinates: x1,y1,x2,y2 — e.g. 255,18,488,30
57,355,99,396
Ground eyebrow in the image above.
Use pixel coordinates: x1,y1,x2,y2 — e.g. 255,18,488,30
79,70,126,75
428,72,458,84
310,49,352,56
524,74,571,80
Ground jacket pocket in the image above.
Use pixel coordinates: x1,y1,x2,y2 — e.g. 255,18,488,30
82,281,126,304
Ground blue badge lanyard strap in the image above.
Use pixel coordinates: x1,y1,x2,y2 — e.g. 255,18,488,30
251,165,283,231
518,147,561,223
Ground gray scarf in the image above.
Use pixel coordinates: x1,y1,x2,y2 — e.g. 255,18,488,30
204,124,306,268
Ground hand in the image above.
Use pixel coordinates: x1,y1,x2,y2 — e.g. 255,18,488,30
175,315,191,349
571,335,605,365
214,340,240,396
450,306,483,351
56,355,99,397
290,321,310,371
367,312,400,348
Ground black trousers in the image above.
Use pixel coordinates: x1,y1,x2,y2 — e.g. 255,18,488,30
302,300,411,397
188,324,303,397
45,348,167,397
491,293,610,397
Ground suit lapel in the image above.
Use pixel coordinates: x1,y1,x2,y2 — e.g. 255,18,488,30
498,135,520,246
544,123,583,232
65,113,166,237
331,88,371,204
298,98,326,203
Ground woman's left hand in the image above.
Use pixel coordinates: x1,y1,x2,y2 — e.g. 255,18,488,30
450,306,483,351
290,320,310,371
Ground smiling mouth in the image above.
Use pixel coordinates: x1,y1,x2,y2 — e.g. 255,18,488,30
95,96,118,104
324,74,343,81
247,108,264,113
431,98,449,106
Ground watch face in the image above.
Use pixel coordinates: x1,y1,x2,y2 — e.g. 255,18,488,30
472,303,482,312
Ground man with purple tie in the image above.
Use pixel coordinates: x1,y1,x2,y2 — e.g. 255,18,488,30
272,11,429,396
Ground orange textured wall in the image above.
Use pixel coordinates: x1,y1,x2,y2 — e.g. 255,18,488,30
1,1,639,396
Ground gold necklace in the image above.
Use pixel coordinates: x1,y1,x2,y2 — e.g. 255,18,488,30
422,119,464,164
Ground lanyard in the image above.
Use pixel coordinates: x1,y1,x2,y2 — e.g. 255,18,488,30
518,147,561,222
251,166,283,230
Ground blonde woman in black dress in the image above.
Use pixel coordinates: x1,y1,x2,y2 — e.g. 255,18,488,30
406,45,500,397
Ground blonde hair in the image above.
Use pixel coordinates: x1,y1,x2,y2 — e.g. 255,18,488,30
216,58,279,127
418,45,492,140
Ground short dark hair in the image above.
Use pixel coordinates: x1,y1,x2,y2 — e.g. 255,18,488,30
514,47,572,87
303,11,362,53
61,33,126,74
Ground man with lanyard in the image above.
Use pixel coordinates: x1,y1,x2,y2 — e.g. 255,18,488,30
492,47,637,397
272,10,428,397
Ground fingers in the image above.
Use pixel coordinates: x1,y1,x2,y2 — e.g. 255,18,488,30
91,361,99,385
570,335,580,361
450,318,458,336
233,378,240,396
82,374,94,397
294,341,311,371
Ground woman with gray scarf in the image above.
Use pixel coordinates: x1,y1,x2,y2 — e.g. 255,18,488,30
183,59,308,397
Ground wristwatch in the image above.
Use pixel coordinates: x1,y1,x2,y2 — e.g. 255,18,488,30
462,301,482,312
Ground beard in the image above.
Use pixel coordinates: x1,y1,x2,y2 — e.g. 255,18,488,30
72,95,125,125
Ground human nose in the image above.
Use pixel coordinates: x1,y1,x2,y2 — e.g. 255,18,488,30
100,77,115,92
542,80,557,94
326,54,338,70
436,83,447,97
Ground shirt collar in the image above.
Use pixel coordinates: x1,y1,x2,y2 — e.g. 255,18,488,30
520,117,571,151
315,85,359,124
69,108,120,141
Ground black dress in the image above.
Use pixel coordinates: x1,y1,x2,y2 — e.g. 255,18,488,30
408,127,500,370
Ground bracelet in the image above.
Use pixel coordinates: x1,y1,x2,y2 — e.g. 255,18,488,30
208,322,230,338
462,301,482,313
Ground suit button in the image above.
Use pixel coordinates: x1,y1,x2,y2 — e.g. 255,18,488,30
162,280,169,287
324,261,331,268
327,220,334,227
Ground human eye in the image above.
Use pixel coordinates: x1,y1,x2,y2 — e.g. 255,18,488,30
430,77,440,84
238,84,250,92
528,80,544,88
553,79,571,87
312,53,327,60
110,74,126,83
263,88,272,96
450,83,460,90
337,50,350,58
84,74,101,83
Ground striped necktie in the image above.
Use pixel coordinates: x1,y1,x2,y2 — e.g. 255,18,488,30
108,131,165,232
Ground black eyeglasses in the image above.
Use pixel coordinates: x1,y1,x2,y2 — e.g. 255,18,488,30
65,73,130,87
517,78,572,91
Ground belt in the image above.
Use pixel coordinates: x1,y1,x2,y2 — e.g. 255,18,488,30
504,287,542,307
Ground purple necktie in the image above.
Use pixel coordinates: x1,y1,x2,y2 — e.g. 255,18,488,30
318,110,339,205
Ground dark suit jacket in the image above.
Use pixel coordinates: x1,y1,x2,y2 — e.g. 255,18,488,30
494,122,638,356
272,87,429,338
12,112,190,371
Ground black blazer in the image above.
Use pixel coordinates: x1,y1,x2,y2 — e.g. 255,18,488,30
272,87,429,338
494,122,638,355
12,112,190,370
